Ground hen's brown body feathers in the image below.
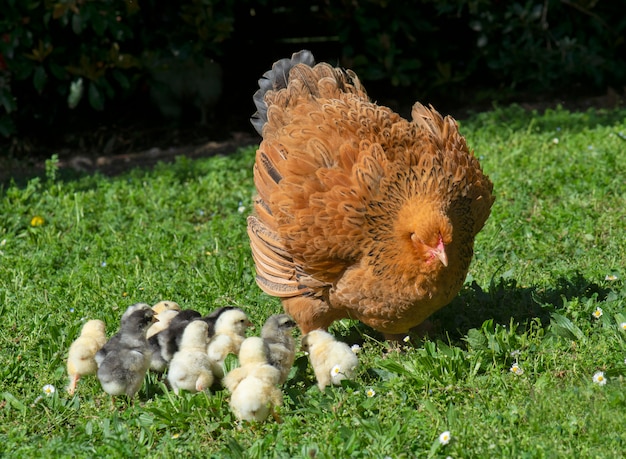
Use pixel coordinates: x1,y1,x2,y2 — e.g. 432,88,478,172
248,50,494,335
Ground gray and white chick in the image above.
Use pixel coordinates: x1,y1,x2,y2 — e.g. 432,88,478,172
223,336,283,423
167,320,214,394
95,303,151,367
96,307,156,401
301,329,359,390
261,314,297,384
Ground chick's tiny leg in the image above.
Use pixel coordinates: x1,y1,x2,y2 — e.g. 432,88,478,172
67,374,80,395
271,409,283,424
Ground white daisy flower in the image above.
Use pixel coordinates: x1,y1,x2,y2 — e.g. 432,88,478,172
592,307,603,319
330,365,341,377
366,388,376,398
510,363,524,375
439,430,451,445
619,322,626,331
592,371,607,386
403,335,410,343
351,344,361,354
605,274,618,281
43,384,56,396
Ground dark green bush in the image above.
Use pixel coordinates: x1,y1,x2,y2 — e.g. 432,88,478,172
325,0,626,101
0,0,234,142
1,0,624,150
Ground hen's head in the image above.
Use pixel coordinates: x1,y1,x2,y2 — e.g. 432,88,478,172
396,200,453,271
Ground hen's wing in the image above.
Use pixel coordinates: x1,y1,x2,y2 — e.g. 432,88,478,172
248,52,400,297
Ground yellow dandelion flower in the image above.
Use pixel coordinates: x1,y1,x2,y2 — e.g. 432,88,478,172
30,216,45,227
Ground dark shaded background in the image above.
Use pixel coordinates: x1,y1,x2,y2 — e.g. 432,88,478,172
1,0,624,181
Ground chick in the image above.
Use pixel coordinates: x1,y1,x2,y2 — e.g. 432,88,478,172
121,302,152,321
201,306,237,336
151,300,181,315
148,333,169,373
223,337,283,422
261,314,297,384
207,308,252,379
301,329,359,390
167,320,214,394
146,309,179,339
157,309,202,363
66,319,107,395
96,307,156,402
95,303,151,367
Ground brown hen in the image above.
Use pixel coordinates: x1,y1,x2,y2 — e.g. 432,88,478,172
248,50,494,338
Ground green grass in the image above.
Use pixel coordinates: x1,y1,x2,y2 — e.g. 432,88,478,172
1,105,625,458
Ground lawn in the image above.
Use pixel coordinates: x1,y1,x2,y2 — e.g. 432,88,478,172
0,104,625,458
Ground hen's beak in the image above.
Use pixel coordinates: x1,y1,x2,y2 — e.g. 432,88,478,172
430,239,448,267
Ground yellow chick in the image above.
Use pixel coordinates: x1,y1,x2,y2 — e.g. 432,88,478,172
207,308,252,379
167,320,214,394
146,309,179,339
223,337,283,422
96,306,156,403
261,314,297,384
151,300,181,315
66,319,107,395
301,329,359,390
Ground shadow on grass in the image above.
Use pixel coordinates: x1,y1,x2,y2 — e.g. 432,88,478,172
330,272,613,346
433,272,612,341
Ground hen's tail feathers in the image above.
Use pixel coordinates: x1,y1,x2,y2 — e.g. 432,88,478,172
251,50,316,136
251,50,368,136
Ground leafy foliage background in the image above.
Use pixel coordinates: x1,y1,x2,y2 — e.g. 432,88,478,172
1,0,624,148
